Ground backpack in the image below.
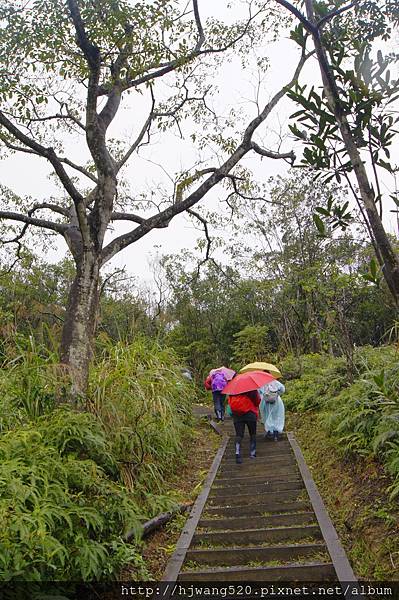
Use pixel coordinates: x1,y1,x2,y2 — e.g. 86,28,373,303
228,393,258,415
204,375,212,391
263,381,280,403
211,372,227,392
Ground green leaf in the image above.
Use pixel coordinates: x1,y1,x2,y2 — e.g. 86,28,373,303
369,258,377,278
315,206,330,217
377,159,394,173
313,213,326,235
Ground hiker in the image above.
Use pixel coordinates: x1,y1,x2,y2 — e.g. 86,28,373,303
259,380,285,441
228,390,261,464
210,371,227,422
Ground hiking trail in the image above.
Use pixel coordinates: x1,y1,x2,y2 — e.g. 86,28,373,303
163,409,357,590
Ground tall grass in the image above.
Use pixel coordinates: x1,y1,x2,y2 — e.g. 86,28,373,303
285,346,399,499
0,334,65,431
0,335,197,580
0,408,147,581
88,337,194,508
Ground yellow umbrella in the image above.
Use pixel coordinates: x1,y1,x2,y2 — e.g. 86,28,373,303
240,362,282,378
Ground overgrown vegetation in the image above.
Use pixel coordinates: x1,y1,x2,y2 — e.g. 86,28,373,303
0,0,397,585
284,345,399,578
284,346,399,499
0,336,194,581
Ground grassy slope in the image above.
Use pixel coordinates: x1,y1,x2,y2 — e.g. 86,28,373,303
287,411,399,579
140,419,220,579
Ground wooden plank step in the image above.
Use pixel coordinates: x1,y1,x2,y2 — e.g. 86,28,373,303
184,542,327,566
222,453,294,462
215,474,301,485
192,525,322,546
216,472,300,484
225,431,289,439
218,465,298,477
227,434,292,453
178,562,336,581
210,480,304,496
220,462,297,471
203,501,311,518
208,489,305,506
223,448,294,456
199,511,316,531
220,456,296,465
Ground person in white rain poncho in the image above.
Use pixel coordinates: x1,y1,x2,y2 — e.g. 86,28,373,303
259,380,285,441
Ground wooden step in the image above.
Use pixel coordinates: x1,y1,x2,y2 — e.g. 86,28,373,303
184,542,328,567
226,439,292,448
178,561,336,581
220,452,296,467
215,474,301,485
192,524,322,547
218,465,299,477
225,443,293,453
216,471,300,483
199,511,316,531
203,501,311,518
220,455,296,465
210,479,304,496
208,488,305,506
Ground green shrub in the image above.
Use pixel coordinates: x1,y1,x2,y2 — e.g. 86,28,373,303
283,353,347,411
0,334,62,429
89,337,194,515
0,335,198,581
325,352,399,498
285,346,399,500
0,408,147,581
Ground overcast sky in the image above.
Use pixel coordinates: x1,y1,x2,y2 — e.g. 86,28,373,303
1,0,398,286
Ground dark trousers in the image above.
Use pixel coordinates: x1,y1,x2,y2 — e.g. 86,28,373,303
233,411,257,443
212,391,225,419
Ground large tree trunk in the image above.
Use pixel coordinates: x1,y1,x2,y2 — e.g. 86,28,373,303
305,0,399,304
60,251,101,403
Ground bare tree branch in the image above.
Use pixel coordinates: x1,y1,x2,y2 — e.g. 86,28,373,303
186,207,212,279
101,49,308,265
98,87,122,131
250,141,295,163
1,133,98,184
185,208,236,284
110,212,144,224
66,0,116,183
60,157,98,183
274,0,315,33
66,0,100,70
0,111,83,204
0,109,92,245
0,137,40,156
116,95,155,172
0,210,67,234
317,1,359,29
110,211,172,228
29,202,70,218
97,5,261,96
192,0,205,52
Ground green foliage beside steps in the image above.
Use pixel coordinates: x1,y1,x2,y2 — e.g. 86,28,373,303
0,336,196,581
0,408,147,581
285,346,399,499
282,352,347,411
89,338,193,508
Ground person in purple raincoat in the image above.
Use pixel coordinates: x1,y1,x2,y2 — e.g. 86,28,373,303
211,371,227,422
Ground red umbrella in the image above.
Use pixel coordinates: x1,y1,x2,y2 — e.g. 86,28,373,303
222,370,275,395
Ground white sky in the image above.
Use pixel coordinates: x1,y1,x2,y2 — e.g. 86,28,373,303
1,0,398,285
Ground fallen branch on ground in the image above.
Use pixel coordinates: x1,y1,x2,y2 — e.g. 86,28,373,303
124,502,194,542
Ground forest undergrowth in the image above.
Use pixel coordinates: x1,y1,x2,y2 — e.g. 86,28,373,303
284,346,399,579
0,335,202,581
